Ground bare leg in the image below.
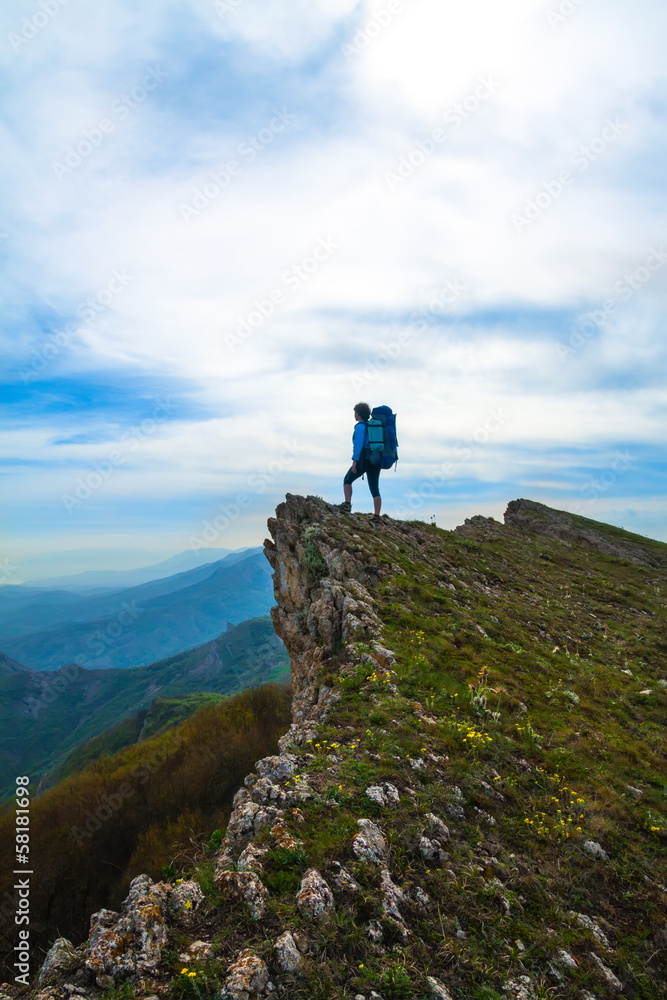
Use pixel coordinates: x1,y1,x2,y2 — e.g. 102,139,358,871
344,483,352,503
374,495,381,515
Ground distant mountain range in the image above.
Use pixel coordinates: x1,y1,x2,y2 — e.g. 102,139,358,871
0,548,274,670
22,546,237,593
0,615,289,800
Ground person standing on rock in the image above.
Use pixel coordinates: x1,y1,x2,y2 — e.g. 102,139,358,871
339,402,381,524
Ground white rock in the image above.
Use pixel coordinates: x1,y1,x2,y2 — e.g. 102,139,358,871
274,931,302,973
215,870,269,920
583,840,609,861
366,920,383,943
220,948,269,1000
38,938,75,984
167,879,204,928
380,867,410,938
555,949,578,969
473,806,497,826
327,861,360,893
589,952,622,991
352,819,387,863
419,836,448,864
178,939,213,963
237,843,268,873
296,868,335,921
571,912,612,951
426,975,453,999
365,782,400,807
424,813,450,840
85,876,169,980
256,754,298,783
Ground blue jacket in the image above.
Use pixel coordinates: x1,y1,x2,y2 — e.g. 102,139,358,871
352,421,367,461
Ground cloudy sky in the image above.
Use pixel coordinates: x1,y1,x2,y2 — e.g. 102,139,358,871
1,0,666,579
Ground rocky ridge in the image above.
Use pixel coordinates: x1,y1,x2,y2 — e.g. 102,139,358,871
20,495,667,1000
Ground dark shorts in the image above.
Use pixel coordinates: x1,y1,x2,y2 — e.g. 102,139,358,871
344,458,381,498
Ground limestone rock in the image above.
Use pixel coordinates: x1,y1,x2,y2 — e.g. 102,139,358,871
327,860,361,894
273,931,302,973
503,976,538,999
570,912,612,951
583,841,609,861
365,782,400,807
38,938,76,984
237,842,268,874
270,820,304,851
426,976,454,999
419,836,448,864
554,949,578,970
589,952,622,992
167,879,204,928
366,920,383,943
85,875,169,981
352,819,387,863
424,813,450,840
215,871,269,920
473,806,497,826
256,755,298,783
408,884,431,911
220,948,269,1000
380,867,410,938
296,868,335,921
178,940,213,963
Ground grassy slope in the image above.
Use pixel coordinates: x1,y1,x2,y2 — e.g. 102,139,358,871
178,502,666,1000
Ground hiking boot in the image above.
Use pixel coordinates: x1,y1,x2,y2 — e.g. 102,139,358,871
369,514,381,525
337,501,352,513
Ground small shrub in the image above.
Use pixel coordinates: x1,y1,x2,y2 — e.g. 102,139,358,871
304,539,328,582
206,829,223,854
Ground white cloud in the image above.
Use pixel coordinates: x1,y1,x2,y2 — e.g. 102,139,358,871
1,0,666,566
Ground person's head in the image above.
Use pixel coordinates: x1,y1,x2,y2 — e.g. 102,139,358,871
354,402,371,422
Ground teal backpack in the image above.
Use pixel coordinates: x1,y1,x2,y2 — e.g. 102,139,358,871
365,405,398,469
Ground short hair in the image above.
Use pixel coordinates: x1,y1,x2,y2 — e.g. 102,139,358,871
354,402,371,421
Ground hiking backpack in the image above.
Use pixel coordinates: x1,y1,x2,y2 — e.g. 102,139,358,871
365,405,398,469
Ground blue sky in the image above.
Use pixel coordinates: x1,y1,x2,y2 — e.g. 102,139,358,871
1,0,666,580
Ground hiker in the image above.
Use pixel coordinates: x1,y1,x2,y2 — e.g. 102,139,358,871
339,402,382,524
